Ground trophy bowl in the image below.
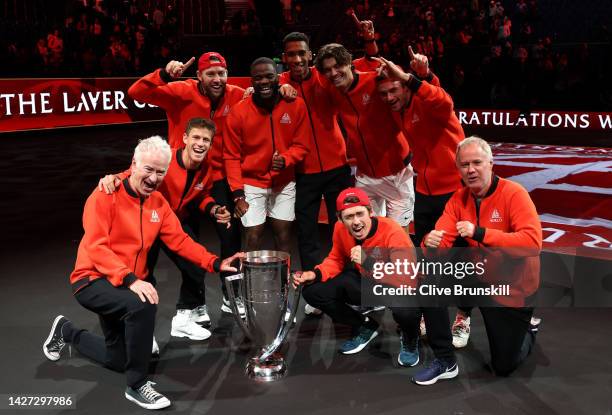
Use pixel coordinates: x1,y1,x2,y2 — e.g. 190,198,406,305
225,250,301,382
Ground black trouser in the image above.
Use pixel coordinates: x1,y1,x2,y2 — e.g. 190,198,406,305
147,213,208,310
295,165,352,271
480,306,535,376
302,269,419,335
210,178,242,297
412,190,458,359
413,190,455,246
66,278,156,389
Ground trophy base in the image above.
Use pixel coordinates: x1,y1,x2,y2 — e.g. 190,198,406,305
246,353,287,382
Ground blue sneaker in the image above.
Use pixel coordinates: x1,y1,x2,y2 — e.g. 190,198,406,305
412,358,458,385
339,319,379,354
398,332,419,367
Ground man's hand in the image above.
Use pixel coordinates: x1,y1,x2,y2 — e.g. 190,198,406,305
372,56,412,83
350,246,363,265
219,252,246,273
129,279,159,304
271,151,286,171
165,57,195,79
359,19,376,40
242,86,254,100
456,221,475,239
98,174,122,194
424,230,445,248
234,198,249,218
293,270,316,288
211,205,232,228
279,83,298,101
408,46,429,79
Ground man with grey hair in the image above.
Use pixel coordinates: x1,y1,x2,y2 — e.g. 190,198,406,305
42,136,242,410
413,135,542,385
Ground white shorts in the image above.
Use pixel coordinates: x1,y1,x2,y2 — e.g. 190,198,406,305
241,182,296,227
355,165,415,227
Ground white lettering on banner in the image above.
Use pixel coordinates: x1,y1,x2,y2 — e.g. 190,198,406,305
598,114,612,129
0,93,56,115
63,90,133,113
458,111,597,129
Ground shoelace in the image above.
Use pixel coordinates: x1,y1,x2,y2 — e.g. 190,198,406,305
400,334,417,353
139,382,162,402
49,335,65,353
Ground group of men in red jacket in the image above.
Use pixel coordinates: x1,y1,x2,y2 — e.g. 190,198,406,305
42,17,543,410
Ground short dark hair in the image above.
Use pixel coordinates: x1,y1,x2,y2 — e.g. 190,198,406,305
185,117,216,136
315,43,352,72
250,57,276,72
283,32,310,48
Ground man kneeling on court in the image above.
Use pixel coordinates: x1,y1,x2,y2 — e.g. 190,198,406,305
42,136,242,410
293,188,421,366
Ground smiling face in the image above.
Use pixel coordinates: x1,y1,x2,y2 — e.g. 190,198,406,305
339,206,373,241
183,126,213,167
377,79,410,112
456,143,494,197
198,66,228,101
129,150,169,197
251,62,278,99
282,40,312,81
320,57,353,92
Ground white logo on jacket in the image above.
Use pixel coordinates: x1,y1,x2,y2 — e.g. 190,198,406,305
412,114,420,123
362,93,371,105
222,105,230,116
194,182,204,190
280,112,292,124
490,208,502,223
151,210,160,223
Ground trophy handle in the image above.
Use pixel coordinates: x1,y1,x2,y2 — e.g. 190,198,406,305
259,273,302,362
224,273,255,341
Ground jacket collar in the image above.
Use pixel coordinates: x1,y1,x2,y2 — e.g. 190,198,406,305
123,178,140,199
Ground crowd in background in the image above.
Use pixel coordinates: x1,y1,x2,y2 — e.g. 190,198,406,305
0,0,610,110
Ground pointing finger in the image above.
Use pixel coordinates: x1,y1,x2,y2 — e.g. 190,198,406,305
408,46,415,60
183,56,196,71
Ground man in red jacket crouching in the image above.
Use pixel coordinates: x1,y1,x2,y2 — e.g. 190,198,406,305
293,188,421,367
43,136,243,410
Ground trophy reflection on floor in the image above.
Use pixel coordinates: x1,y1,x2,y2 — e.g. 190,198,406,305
225,250,301,382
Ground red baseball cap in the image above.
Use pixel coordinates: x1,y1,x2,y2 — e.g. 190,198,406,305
336,187,371,212
198,52,227,71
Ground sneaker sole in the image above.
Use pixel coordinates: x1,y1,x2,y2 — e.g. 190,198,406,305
170,328,211,341
413,365,459,385
361,306,386,315
398,353,420,367
340,330,379,355
43,315,65,361
452,338,469,348
124,392,171,410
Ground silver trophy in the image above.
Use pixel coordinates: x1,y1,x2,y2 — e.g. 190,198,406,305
224,250,301,382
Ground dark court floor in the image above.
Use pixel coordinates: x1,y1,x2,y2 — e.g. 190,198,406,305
0,124,610,415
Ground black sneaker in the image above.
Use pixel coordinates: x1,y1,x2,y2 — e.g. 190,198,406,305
43,315,69,361
125,381,171,410
412,358,459,385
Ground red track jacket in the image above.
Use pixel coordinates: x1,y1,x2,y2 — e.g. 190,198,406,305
279,67,347,174
70,179,220,293
315,217,415,283
397,78,464,195
326,71,411,178
128,69,245,181
426,176,543,306
223,95,310,197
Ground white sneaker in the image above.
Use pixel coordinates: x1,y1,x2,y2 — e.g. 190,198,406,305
151,336,159,357
304,303,323,316
170,310,211,340
191,305,211,326
221,297,246,318
419,316,427,338
452,315,470,348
